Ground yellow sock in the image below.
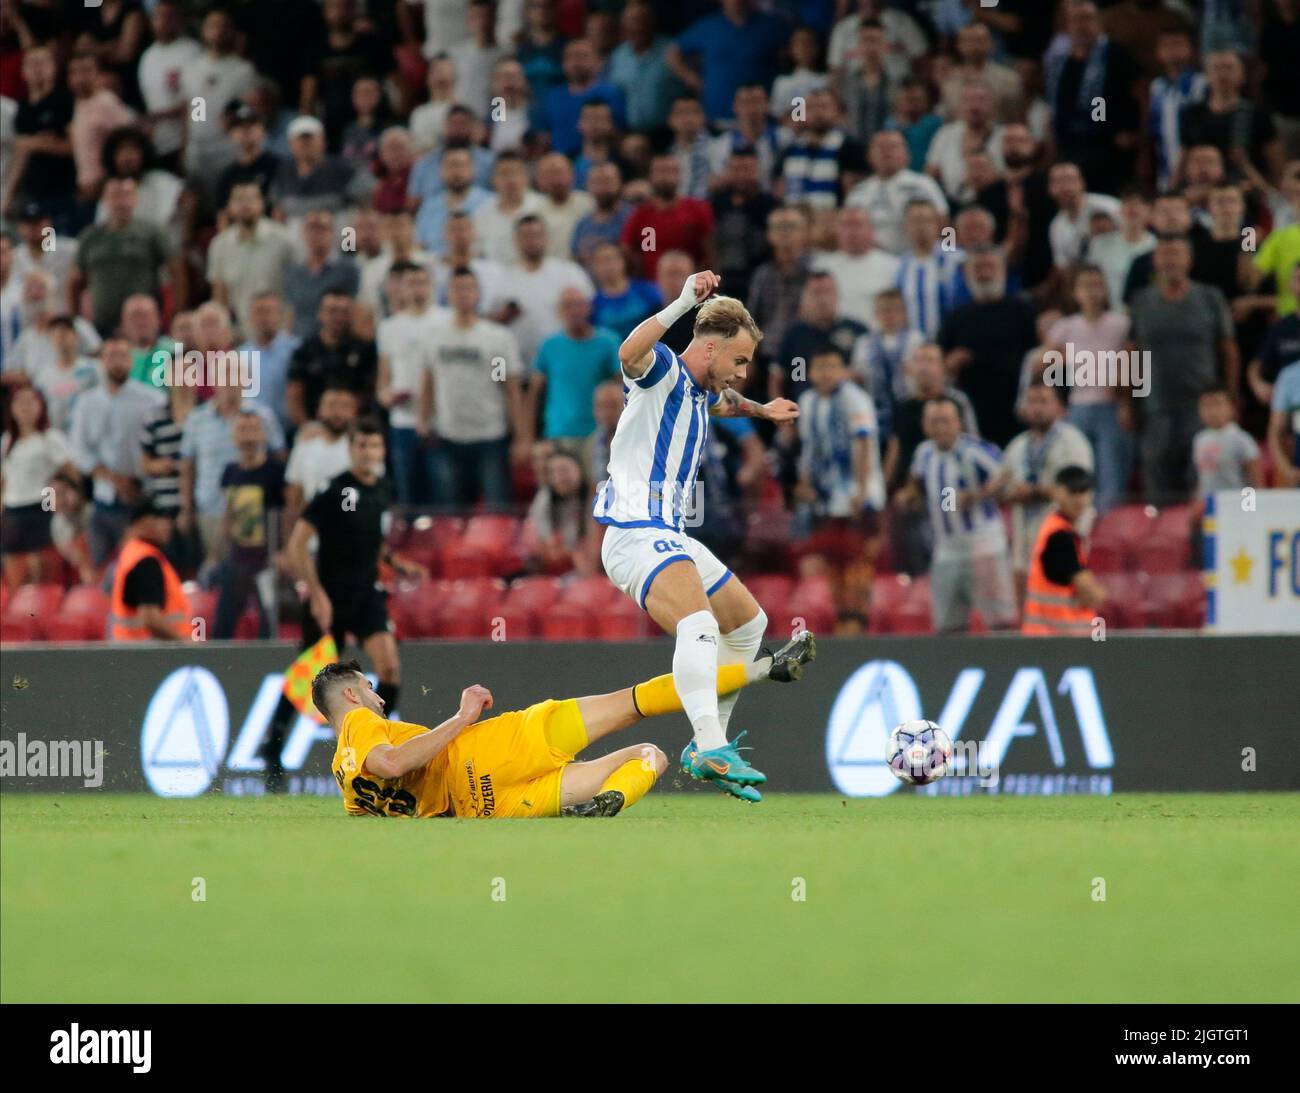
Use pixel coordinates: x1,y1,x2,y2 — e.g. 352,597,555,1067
632,663,750,717
600,757,657,811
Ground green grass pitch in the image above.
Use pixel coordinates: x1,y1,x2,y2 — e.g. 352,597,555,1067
2,792,1297,1003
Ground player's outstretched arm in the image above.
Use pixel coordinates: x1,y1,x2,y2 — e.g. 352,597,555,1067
364,685,493,779
709,386,799,423
620,269,720,377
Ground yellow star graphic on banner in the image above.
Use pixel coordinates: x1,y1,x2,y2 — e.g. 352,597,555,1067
1229,547,1254,584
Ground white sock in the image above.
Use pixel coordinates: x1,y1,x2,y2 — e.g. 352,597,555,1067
717,610,767,735
674,609,724,749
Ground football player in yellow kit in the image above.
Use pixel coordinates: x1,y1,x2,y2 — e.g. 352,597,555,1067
319,631,815,818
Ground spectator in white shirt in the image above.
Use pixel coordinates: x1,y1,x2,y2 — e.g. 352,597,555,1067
491,215,595,365
846,130,949,254
11,205,77,303
812,205,901,328
358,209,437,318
925,81,1005,206
407,54,458,155
418,266,527,508
1,384,79,586
6,269,102,389
283,385,358,522
377,263,449,504
137,0,203,167
997,381,1095,585
206,182,296,333
1087,191,1156,311
486,57,534,154
448,0,505,117
473,151,546,264
1047,161,1122,270
33,316,102,432
181,9,257,200
402,0,472,60
535,152,595,258
67,334,167,564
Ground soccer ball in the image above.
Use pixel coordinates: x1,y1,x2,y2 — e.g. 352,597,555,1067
887,720,954,785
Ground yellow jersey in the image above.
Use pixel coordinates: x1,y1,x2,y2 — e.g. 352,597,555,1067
331,707,451,817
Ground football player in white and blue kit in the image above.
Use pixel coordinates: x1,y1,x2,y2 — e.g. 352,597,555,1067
594,270,810,801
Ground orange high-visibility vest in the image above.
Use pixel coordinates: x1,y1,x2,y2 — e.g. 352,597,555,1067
109,537,192,641
1022,511,1093,636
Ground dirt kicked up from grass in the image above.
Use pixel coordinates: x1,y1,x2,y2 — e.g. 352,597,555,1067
2,792,1297,1003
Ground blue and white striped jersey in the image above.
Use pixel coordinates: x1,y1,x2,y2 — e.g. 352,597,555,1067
798,380,885,515
911,434,1007,559
1150,68,1207,192
897,245,965,337
594,342,720,532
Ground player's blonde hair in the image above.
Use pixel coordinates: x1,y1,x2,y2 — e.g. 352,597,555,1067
694,296,763,346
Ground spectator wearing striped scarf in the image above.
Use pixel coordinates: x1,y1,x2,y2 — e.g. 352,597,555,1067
775,88,867,210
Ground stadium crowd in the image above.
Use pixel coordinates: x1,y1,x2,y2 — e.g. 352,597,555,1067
1,0,1299,640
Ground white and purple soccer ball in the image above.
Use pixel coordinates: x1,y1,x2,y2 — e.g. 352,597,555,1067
886,720,954,785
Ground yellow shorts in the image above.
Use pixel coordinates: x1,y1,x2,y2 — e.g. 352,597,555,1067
445,698,587,818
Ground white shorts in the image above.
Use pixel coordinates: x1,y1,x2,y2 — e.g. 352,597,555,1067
600,525,733,609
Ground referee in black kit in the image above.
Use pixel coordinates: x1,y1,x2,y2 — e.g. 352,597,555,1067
261,416,426,790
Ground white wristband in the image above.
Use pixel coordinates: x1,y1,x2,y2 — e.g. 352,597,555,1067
655,297,693,328
655,274,698,328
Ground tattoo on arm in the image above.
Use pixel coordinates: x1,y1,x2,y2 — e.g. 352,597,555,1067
709,388,761,418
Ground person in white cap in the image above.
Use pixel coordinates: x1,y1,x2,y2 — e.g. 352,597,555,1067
270,115,364,229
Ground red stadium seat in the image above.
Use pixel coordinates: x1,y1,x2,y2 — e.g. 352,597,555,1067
1148,572,1206,629
498,575,563,638
742,574,793,636
234,607,264,640
400,517,465,576
744,574,794,614
0,614,39,643
433,578,507,639
440,539,495,579
1099,573,1149,629
1136,533,1190,575
541,601,595,640
48,585,110,642
896,575,934,634
387,584,426,640
744,507,795,571
1,583,65,640
789,577,837,635
1090,504,1158,569
504,575,563,615
595,595,650,640
188,588,218,634
495,601,539,639
393,580,447,639
463,514,521,548
869,574,932,634
442,515,524,578
868,574,910,634
558,574,619,610
1086,540,1125,573
1154,504,1197,541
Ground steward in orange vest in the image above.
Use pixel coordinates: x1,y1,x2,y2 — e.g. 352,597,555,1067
1022,465,1106,636
109,498,193,641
